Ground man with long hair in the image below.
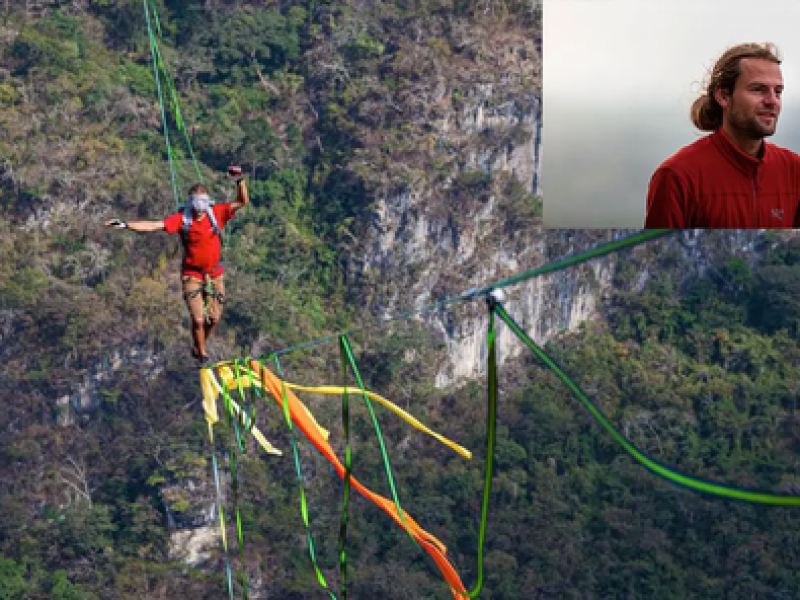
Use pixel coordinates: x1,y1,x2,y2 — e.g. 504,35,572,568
645,43,800,228
105,166,249,367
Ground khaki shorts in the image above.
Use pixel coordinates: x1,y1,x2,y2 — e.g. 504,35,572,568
182,275,225,322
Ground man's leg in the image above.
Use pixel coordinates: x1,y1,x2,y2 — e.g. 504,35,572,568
191,317,207,357
204,275,225,343
182,276,208,358
204,319,216,342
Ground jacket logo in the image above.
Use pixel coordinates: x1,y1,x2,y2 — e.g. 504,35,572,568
772,208,784,221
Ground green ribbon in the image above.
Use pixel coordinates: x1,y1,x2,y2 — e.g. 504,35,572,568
272,356,340,599
339,335,418,550
338,336,353,598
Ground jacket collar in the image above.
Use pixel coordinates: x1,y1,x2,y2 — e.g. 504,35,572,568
711,127,768,177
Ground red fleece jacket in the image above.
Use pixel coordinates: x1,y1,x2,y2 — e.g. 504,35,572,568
645,128,800,228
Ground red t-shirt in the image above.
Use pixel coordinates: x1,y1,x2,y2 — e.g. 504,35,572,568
645,128,800,228
163,203,235,278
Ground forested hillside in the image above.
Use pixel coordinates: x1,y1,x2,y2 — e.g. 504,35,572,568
3,2,800,600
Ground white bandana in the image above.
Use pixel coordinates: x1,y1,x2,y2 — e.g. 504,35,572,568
189,194,211,213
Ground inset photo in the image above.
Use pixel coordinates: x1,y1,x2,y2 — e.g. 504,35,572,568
543,0,800,228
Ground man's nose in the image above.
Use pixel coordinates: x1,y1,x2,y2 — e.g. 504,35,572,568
764,90,780,105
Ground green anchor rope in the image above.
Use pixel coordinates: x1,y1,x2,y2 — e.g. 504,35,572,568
266,230,675,360
464,296,499,598
493,300,800,506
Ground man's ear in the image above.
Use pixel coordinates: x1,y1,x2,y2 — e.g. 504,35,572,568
714,87,730,109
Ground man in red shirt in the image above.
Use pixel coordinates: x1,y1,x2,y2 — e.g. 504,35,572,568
105,166,249,366
645,42,800,228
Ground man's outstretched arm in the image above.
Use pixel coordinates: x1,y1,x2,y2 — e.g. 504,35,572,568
105,219,166,232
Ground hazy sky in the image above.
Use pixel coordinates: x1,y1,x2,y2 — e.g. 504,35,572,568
543,0,800,228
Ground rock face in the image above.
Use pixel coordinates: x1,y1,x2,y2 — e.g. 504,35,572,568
169,525,219,567
433,254,616,387
424,235,623,387
55,344,163,426
355,69,546,386
461,86,541,194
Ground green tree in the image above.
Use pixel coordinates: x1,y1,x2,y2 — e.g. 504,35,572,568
50,570,95,600
197,7,300,85
749,265,800,335
0,558,31,600
57,503,116,560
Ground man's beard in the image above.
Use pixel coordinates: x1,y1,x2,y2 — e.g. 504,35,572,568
729,99,778,139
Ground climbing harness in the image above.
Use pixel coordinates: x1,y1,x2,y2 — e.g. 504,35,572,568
184,274,225,324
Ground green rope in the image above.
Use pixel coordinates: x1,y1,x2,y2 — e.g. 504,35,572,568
465,297,499,598
143,0,180,211
272,356,340,599
233,360,252,438
267,230,675,359
339,335,418,551
148,0,163,37
221,368,246,454
337,336,353,598
494,301,800,506
146,0,204,185
217,366,249,598
209,425,235,599
439,230,673,308
244,357,258,434
225,374,249,598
